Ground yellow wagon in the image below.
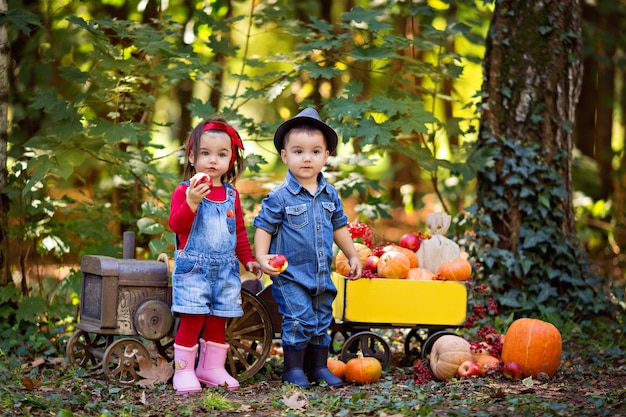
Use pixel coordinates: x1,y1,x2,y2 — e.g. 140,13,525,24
329,272,468,369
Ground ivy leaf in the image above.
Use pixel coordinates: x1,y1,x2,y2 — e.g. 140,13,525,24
137,217,164,235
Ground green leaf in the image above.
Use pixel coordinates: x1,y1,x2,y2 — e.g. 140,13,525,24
137,218,165,235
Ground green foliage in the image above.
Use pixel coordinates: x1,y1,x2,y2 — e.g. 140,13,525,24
460,136,613,325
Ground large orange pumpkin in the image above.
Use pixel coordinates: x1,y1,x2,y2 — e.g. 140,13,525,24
335,243,372,276
383,244,418,268
429,335,473,381
436,257,472,281
501,318,562,378
344,352,383,384
377,250,410,279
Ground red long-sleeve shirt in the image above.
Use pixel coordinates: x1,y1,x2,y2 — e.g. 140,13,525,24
168,183,255,266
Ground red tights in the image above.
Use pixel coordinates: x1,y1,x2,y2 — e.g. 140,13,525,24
175,314,226,347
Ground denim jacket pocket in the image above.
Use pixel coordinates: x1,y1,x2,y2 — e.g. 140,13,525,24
321,201,336,222
285,204,309,228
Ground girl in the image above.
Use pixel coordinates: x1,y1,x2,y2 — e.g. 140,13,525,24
169,118,262,394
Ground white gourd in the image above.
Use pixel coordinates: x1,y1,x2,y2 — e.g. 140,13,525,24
416,212,460,274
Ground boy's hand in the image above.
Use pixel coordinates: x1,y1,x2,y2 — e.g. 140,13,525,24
346,255,362,280
257,254,283,277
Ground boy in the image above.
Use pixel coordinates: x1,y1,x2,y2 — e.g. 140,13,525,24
254,108,362,388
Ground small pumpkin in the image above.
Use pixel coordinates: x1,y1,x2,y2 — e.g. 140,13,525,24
344,351,383,384
335,243,372,276
476,355,501,377
435,257,472,281
327,358,347,380
377,250,411,279
383,244,418,268
501,318,562,378
429,335,473,381
407,267,435,281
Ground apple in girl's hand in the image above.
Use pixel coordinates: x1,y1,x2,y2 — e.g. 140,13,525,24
457,360,480,378
191,172,212,188
268,254,288,272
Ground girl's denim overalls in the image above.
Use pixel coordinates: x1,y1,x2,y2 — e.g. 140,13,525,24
171,183,243,318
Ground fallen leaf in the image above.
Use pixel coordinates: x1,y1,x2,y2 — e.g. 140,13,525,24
136,355,174,386
282,392,307,409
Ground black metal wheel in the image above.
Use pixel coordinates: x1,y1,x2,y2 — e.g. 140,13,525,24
340,331,390,370
226,289,273,382
103,338,152,385
420,330,459,359
66,329,113,372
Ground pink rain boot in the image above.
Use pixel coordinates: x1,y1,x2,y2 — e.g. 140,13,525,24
196,339,240,390
173,343,202,394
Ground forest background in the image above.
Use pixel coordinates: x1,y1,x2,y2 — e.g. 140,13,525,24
0,0,625,414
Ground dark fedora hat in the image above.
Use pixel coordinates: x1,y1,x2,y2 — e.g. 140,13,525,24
273,108,338,153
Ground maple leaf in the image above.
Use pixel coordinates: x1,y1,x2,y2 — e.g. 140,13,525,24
282,392,307,410
136,355,174,387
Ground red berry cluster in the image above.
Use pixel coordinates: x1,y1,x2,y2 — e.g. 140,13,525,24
413,359,433,385
469,325,503,357
361,269,379,279
465,297,498,329
347,222,375,248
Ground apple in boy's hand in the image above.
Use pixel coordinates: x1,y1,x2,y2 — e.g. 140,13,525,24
191,172,212,188
268,254,288,272
457,360,480,378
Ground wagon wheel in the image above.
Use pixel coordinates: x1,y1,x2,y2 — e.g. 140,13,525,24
340,331,390,370
103,338,153,385
66,329,113,372
420,330,459,360
404,328,428,359
329,329,350,355
226,289,273,382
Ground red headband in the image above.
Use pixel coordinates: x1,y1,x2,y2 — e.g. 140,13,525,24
186,121,245,169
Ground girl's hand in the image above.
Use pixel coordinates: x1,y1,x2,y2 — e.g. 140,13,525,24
246,261,263,280
185,180,210,212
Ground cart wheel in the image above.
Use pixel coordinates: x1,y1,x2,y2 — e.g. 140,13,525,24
420,330,459,359
226,289,273,382
404,328,428,358
103,338,152,385
329,330,350,355
340,331,390,370
66,329,113,371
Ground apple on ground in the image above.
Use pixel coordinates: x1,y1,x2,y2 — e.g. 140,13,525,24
502,361,522,380
457,360,480,378
268,254,288,272
191,172,212,188
399,233,421,252
364,255,380,273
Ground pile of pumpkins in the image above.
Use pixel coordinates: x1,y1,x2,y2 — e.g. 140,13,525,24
335,212,472,281
429,318,563,381
326,351,383,385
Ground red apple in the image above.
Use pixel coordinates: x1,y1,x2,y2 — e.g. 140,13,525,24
191,172,212,188
399,233,421,252
364,255,380,273
268,254,288,272
457,360,480,378
502,361,523,380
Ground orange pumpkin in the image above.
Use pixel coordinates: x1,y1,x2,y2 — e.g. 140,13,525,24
383,244,418,268
436,257,472,281
407,267,435,281
327,358,347,380
476,355,501,377
344,351,382,384
429,335,473,380
377,250,410,279
501,318,562,378
335,243,372,276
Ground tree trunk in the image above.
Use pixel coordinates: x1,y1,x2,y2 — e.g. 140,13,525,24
478,0,582,252
0,0,9,286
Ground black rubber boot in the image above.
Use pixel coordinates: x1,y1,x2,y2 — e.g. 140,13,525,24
282,347,310,388
306,344,343,387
